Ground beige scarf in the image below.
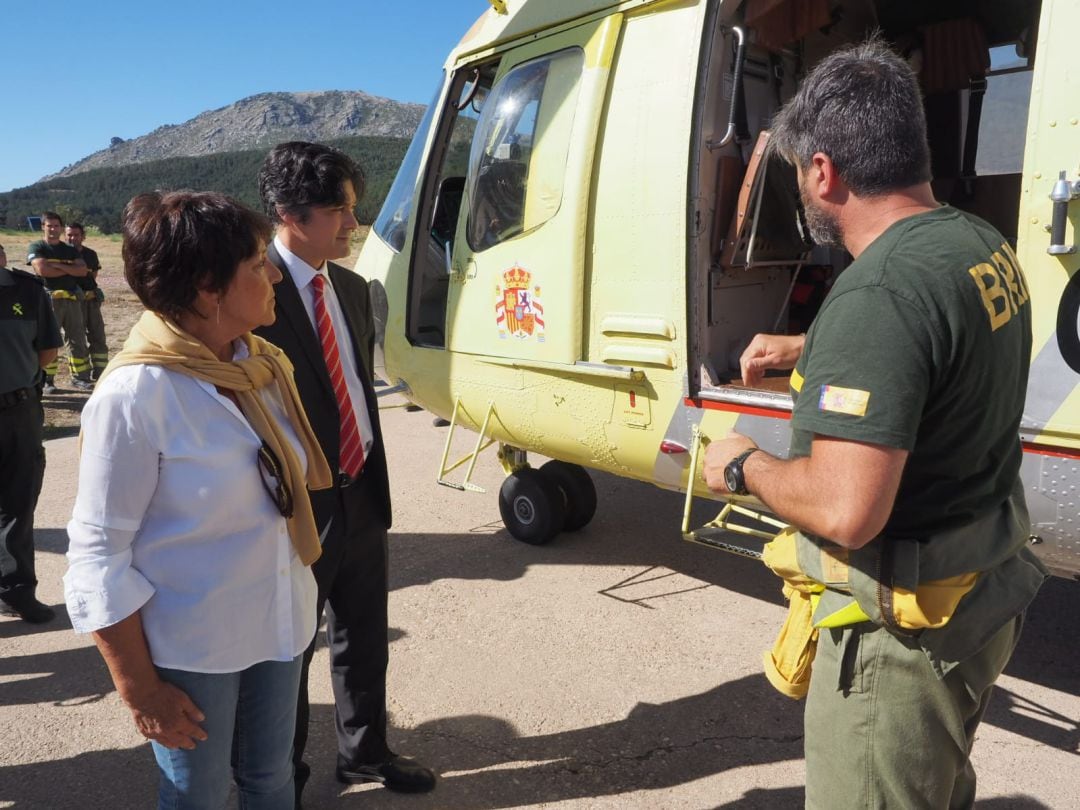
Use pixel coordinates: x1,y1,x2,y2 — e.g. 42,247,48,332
95,310,332,565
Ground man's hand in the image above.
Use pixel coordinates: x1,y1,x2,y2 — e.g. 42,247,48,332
740,333,805,387
703,431,759,493
123,679,207,750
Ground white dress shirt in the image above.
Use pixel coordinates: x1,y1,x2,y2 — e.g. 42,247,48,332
64,341,317,673
273,236,375,462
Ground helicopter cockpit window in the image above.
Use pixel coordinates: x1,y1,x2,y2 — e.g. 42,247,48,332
374,79,443,253
466,48,584,251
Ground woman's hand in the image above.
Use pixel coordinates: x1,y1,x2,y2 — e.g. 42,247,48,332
124,680,208,750
91,613,208,750
740,333,805,388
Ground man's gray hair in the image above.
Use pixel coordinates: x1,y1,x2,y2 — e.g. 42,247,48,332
769,38,931,196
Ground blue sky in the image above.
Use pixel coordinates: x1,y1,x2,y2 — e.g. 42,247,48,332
0,1,488,193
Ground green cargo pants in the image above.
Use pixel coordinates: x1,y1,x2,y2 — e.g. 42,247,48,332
80,294,109,376
45,296,91,381
804,613,1022,810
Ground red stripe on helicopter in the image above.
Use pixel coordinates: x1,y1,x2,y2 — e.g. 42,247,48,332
684,397,792,420
1022,441,1080,460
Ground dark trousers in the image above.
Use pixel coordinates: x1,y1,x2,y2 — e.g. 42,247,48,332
0,396,46,597
294,472,390,796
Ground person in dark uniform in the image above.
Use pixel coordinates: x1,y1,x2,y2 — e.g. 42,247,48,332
66,223,110,380
254,141,435,806
27,211,93,392
0,241,62,624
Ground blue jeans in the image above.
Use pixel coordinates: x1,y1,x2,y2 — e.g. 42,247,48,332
151,656,302,810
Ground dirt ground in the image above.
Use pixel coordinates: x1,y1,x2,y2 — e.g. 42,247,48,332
0,226,368,439
8,410,1080,809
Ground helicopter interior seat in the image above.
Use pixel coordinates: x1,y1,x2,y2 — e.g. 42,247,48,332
703,131,809,392
411,176,466,348
415,232,448,346
470,160,527,249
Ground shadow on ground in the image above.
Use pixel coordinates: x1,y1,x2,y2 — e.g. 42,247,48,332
6,472,1073,808
0,747,156,809
298,675,803,810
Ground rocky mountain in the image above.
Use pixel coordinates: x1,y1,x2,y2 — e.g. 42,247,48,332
45,90,425,180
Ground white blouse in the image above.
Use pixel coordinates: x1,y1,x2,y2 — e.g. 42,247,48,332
64,344,317,673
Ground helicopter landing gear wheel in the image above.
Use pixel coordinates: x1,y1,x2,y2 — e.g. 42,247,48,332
539,460,597,532
498,468,566,545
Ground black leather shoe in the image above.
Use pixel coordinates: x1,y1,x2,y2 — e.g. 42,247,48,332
0,592,56,624
336,754,436,793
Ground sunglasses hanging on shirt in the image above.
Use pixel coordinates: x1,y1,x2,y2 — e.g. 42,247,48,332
257,440,294,518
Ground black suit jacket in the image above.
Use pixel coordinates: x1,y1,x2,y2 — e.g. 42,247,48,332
255,242,392,531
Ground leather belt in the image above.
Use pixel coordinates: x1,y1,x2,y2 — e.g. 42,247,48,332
0,387,34,409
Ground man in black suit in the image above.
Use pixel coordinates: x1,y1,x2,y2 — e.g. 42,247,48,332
255,141,435,805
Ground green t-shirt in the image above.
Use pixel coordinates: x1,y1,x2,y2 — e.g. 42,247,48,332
790,206,1033,538
26,239,83,293
74,245,101,291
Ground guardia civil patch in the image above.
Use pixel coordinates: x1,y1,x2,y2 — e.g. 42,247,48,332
818,385,870,417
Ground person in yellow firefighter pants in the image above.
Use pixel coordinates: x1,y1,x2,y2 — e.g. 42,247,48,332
26,212,93,392
67,223,109,379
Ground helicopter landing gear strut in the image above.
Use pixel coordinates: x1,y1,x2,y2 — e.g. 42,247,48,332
497,446,598,544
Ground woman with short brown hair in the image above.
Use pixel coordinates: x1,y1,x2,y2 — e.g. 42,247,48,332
65,191,331,809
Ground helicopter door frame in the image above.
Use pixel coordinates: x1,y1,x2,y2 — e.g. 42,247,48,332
441,15,622,365
404,63,498,349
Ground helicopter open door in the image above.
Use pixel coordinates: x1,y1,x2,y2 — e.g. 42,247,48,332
428,18,620,365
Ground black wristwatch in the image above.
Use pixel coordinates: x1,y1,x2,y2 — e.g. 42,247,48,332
724,448,760,495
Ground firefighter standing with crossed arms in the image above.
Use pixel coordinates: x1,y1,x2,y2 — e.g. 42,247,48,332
66,222,109,380
27,211,93,392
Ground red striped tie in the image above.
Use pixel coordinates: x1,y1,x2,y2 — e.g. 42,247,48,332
311,273,365,477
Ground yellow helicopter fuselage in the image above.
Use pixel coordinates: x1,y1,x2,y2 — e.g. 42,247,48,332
357,0,1080,577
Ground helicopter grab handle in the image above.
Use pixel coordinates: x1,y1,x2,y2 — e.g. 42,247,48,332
455,67,482,112
706,26,747,152
1048,170,1080,255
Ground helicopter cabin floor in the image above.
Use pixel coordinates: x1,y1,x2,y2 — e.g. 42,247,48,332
723,375,792,395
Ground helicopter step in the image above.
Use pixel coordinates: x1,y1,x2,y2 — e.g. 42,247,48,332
681,424,789,560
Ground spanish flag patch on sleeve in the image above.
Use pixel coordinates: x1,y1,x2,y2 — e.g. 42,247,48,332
818,385,870,417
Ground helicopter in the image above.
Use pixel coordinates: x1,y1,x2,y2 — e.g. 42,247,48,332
355,0,1080,579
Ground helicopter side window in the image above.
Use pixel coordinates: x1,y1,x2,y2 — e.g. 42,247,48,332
374,79,443,253
466,48,584,251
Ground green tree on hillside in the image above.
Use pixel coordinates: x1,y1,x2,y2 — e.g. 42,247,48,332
0,136,409,233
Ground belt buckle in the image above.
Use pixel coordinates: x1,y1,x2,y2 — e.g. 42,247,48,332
338,466,365,489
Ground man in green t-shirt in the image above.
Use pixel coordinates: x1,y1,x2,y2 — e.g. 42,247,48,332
702,40,1046,808
66,222,109,380
26,211,93,391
